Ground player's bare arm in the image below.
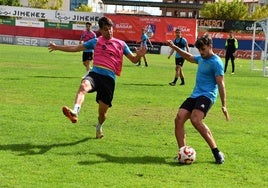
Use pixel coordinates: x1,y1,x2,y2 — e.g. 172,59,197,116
216,75,230,121
168,48,175,59
166,40,195,63
148,39,153,48
48,41,86,52
126,46,147,64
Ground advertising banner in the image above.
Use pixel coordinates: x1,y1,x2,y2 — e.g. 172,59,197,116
198,19,263,33
0,18,15,25
106,14,197,45
0,5,103,22
14,36,63,47
0,35,14,44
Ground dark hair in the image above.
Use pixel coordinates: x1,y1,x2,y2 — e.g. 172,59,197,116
98,17,113,29
86,22,91,26
195,34,212,49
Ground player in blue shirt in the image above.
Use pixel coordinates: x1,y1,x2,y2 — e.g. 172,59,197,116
137,28,153,67
168,29,189,86
167,34,230,164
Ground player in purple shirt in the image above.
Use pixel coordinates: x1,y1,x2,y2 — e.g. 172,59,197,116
79,22,96,78
48,17,147,139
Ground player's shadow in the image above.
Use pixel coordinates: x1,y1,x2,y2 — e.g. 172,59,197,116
0,137,91,156
78,153,177,166
122,83,166,87
29,75,79,79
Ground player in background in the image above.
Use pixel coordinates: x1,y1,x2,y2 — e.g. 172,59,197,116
48,17,147,139
167,34,230,164
224,30,238,74
80,22,96,78
168,28,190,86
137,28,153,67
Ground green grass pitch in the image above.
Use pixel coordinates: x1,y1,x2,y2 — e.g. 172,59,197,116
0,44,267,187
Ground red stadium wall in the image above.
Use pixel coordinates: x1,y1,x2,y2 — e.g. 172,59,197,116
0,14,197,44
106,14,197,45
0,24,81,40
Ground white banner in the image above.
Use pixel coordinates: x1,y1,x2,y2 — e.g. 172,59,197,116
0,6,103,22
16,20,44,27
15,36,63,46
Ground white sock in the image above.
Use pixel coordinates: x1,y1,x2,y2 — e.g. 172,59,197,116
96,123,103,131
73,104,80,114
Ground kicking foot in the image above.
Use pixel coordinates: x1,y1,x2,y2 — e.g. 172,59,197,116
62,106,78,123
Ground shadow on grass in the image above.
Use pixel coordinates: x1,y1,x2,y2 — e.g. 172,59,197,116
78,153,180,167
29,75,79,79
0,137,91,156
122,83,167,87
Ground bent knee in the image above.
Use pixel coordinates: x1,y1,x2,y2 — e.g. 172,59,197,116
190,116,202,127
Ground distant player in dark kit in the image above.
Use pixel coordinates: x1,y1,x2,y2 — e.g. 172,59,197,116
168,28,189,86
224,30,238,74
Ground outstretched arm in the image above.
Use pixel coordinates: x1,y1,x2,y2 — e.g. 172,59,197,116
48,41,86,52
166,40,195,63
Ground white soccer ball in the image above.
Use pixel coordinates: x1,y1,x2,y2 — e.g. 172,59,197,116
178,146,196,164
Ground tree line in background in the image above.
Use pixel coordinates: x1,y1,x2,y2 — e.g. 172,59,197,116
0,0,63,10
0,0,268,20
200,0,268,20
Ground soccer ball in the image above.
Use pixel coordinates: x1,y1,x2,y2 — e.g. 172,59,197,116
177,146,196,164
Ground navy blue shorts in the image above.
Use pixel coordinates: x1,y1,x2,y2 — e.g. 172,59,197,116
82,52,93,62
84,72,115,107
175,57,185,66
180,96,212,117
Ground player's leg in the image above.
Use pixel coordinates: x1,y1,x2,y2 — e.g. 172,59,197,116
137,55,143,66
169,59,180,86
231,55,235,74
82,52,92,78
224,55,230,73
96,100,109,138
179,67,185,85
179,59,185,85
190,109,217,148
174,108,191,148
143,55,148,67
95,74,115,138
190,96,224,164
62,79,93,123
83,60,90,71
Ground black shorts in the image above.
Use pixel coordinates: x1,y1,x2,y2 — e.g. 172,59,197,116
180,96,212,117
175,57,185,66
82,52,93,62
84,72,115,107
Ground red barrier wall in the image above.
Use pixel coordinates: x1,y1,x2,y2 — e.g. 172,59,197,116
0,24,81,40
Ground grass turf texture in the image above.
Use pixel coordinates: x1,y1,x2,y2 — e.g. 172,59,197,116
0,44,267,187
